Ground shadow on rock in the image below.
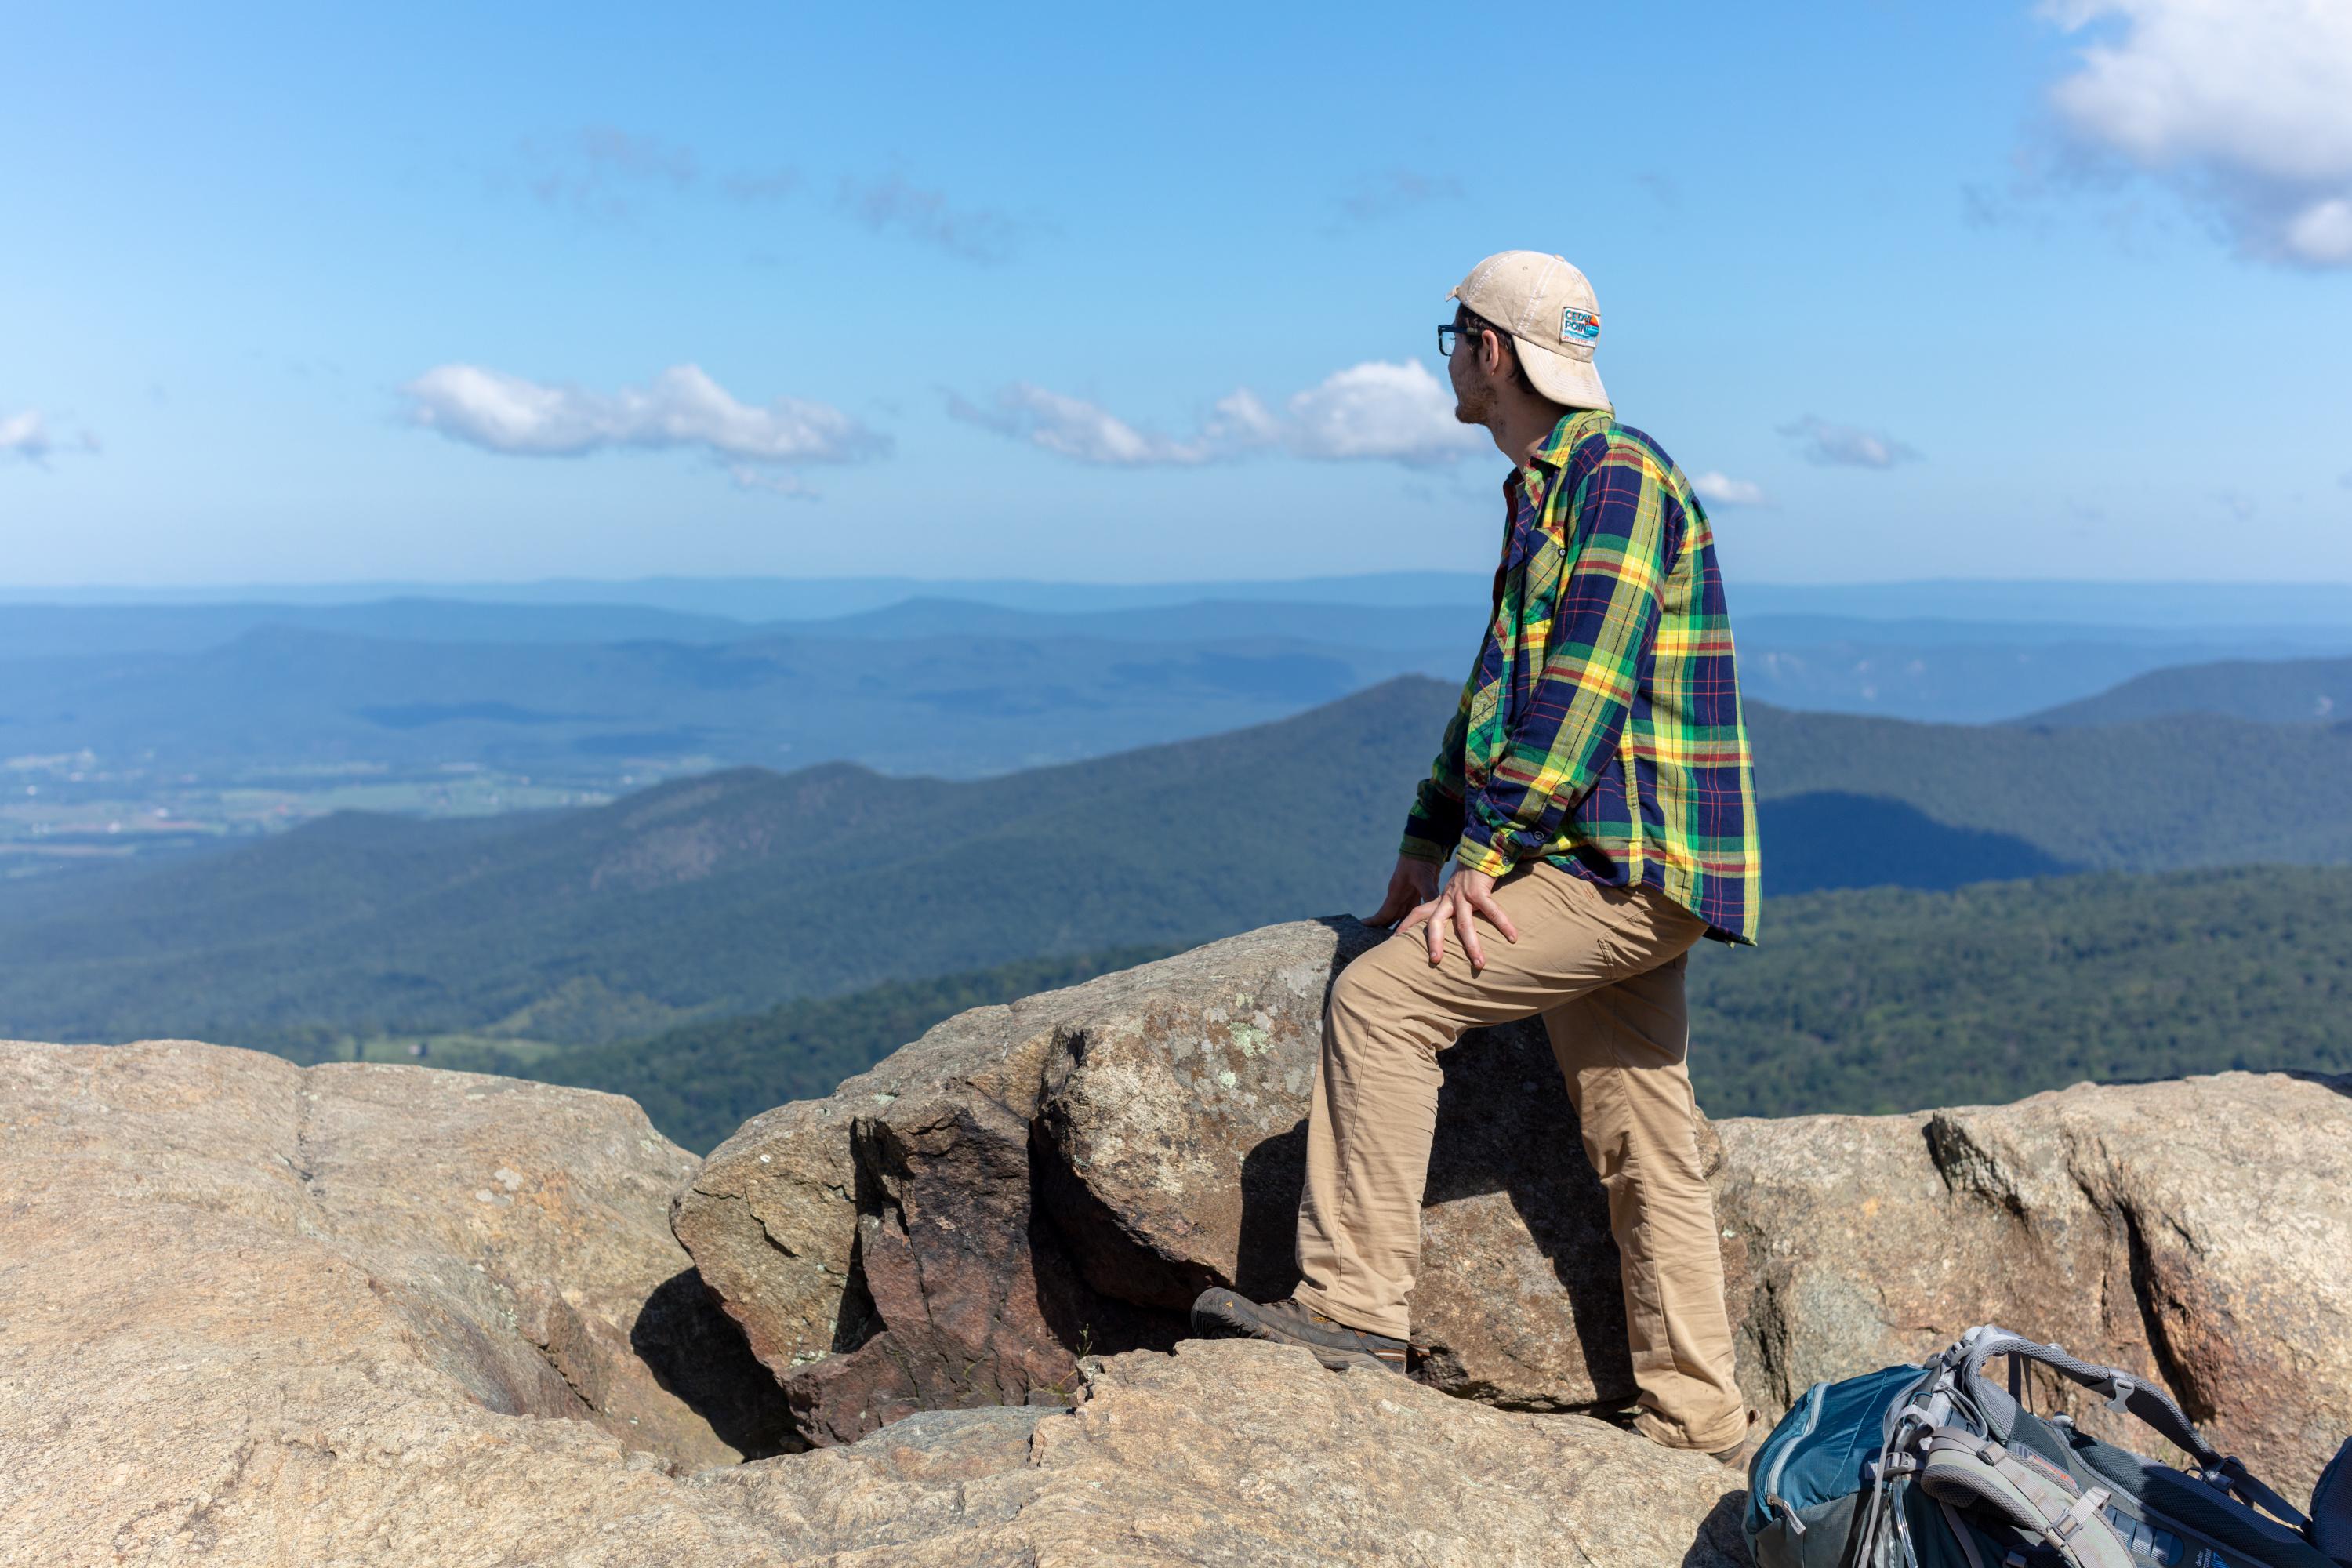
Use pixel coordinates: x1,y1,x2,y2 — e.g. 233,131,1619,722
1232,1117,1309,1303
680,917,1744,1446
630,1269,802,1459
1416,1019,1637,1403
1682,1488,1751,1566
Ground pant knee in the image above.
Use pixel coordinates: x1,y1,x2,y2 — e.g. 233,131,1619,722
1322,949,1430,1067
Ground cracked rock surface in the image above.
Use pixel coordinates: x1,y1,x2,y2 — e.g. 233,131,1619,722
7,945,2347,1563
0,1037,1744,1565
0,1040,797,1540
673,919,1745,1446
1715,1069,2352,1498
676,920,2350,1486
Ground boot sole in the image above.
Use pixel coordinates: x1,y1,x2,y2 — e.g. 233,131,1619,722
1189,1288,1406,1374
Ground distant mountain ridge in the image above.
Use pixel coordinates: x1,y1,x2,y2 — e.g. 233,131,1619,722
7,603,2351,816
9,575,2352,625
6,677,2352,1048
2021,655,2352,727
0,622,1457,780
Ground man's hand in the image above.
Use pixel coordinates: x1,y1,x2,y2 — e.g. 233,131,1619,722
1363,855,1441,928
1396,866,1519,974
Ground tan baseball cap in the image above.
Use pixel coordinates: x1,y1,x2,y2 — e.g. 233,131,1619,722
1448,251,1611,411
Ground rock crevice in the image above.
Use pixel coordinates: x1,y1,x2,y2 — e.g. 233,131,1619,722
1718,1071,2352,1497
675,919,1746,1446
6,932,2348,1563
677,926,2350,1498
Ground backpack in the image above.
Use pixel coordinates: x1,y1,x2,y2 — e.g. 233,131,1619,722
1745,1324,2352,1568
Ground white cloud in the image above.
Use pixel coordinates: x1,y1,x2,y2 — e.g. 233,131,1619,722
727,465,817,498
1778,415,1920,469
0,410,55,462
945,383,1214,466
0,408,99,466
1690,471,1768,506
402,364,880,461
1279,361,1485,466
949,360,1483,469
401,365,887,487
2039,0,2352,266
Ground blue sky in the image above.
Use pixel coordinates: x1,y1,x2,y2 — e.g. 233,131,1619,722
4,0,2348,588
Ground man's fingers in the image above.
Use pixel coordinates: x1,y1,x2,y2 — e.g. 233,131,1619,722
1454,902,1485,972
1397,897,1438,935
1364,892,1403,927
1472,891,1520,944
1425,901,1449,963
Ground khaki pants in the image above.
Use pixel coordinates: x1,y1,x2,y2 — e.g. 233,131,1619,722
1293,858,1747,1452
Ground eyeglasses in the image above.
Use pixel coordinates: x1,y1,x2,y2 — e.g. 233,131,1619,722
1436,321,1494,358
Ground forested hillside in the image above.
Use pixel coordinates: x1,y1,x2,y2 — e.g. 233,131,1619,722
8,677,2352,1048
444,865,2352,1154
1687,863,2352,1118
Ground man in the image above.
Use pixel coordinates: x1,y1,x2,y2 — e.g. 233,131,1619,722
1192,251,1762,1468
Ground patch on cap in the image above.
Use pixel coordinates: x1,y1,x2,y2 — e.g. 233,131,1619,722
1561,307,1600,346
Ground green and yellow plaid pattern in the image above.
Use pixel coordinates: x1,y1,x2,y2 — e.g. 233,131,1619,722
1403,408,1762,943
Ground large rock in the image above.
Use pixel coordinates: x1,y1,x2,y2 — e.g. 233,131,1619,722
737,1339,1749,1568
0,1040,792,1479
677,923,2352,1497
673,919,1747,1444
0,1037,1744,1566
1715,1069,2352,1498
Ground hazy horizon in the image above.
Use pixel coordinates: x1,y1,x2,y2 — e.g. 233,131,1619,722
7,573,2352,630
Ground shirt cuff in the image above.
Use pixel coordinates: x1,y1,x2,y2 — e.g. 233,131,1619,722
1451,837,1515,879
1399,834,1451,864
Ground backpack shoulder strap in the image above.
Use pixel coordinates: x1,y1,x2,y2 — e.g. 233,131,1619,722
1952,1330,2317,1537
1920,1431,2137,1568
1957,1329,2221,1471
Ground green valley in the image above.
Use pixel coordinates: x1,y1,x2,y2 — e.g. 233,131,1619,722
385,864,2352,1155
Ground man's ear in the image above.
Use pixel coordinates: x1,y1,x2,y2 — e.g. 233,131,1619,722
1479,328,1512,379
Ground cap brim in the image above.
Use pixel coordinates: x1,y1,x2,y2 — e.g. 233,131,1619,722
1514,336,1610,411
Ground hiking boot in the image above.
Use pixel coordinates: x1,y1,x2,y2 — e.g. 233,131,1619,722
1599,1403,1754,1472
1189,1287,1409,1374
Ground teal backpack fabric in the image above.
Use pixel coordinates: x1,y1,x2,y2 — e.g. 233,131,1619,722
1747,1363,1928,1561
1743,1327,2350,1568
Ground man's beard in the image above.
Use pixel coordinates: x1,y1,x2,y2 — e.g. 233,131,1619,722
1452,378,1498,429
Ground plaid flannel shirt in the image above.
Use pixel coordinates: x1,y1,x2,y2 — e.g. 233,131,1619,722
1401,407,1762,944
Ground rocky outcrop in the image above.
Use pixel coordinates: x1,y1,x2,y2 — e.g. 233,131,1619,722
0,1040,791,1481
673,919,1747,1445
0,1037,1744,1565
9,937,2347,1562
1717,1069,2352,1499
677,921,2352,1497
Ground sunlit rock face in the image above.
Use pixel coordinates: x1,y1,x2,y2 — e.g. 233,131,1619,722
5,932,2346,1564
672,918,1742,1445
681,922,2352,1501
0,1038,1744,1567
1717,1069,2352,1500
